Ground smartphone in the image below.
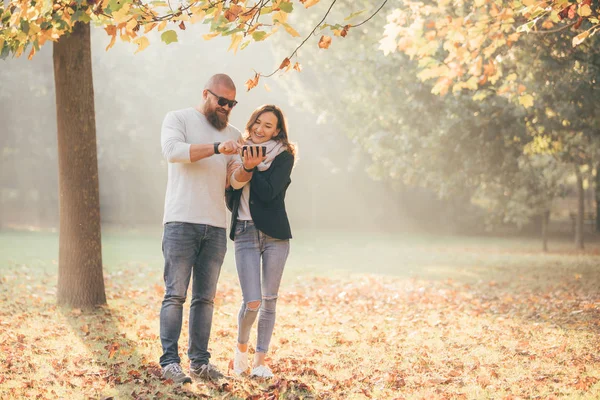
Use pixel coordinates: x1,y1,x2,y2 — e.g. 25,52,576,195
242,145,266,157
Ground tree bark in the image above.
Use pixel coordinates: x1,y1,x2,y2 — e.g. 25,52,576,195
54,22,106,308
541,210,550,252
596,162,600,233
574,166,585,250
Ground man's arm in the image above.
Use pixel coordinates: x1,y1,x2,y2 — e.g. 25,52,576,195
161,112,240,163
161,112,192,163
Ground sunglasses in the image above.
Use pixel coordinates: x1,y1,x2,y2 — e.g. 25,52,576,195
206,89,238,108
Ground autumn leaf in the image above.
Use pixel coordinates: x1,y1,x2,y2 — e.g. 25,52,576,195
318,35,332,49
161,30,178,45
283,23,301,37
104,25,117,51
133,36,150,54
579,4,592,17
228,33,243,54
300,0,320,8
279,57,291,70
572,31,589,47
224,4,243,22
245,73,260,91
203,32,220,41
293,62,302,72
178,21,186,30
519,94,534,108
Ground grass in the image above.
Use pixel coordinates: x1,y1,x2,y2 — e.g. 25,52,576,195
1,228,599,399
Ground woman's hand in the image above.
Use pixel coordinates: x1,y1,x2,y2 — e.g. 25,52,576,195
242,147,266,170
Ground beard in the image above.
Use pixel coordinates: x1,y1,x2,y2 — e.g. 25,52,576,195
204,105,229,131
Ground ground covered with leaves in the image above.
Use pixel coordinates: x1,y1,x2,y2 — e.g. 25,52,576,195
1,236,600,399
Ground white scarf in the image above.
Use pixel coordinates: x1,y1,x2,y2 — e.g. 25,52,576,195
244,139,286,171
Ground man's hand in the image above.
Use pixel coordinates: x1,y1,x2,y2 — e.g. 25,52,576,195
243,147,266,170
218,140,241,155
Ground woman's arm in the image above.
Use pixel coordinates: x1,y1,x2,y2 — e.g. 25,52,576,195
250,152,294,202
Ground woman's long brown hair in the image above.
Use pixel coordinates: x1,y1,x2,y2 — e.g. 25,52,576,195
244,104,296,157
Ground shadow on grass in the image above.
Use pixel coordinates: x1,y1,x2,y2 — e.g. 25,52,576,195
60,304,170,399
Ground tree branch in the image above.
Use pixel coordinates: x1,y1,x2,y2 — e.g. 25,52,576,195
529,21,577,34
260,0,339,78
260,0,389,79
351,0,388,28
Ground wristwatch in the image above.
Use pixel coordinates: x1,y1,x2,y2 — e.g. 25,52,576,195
243,165,255,173
214,142,221,154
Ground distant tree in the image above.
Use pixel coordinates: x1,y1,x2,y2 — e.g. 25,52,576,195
0,0,385,307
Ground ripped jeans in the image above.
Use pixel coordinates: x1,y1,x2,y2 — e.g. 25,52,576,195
234,220,290,354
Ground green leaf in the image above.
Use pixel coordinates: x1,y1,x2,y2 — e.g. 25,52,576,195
161,30,178,44
20,19,30,34
72,10,91,23
279,1,293,13
252,31,267,41
260,6,272,15
0,43,9,60
223,27,245,36
107,0,126,13
516,20,535,33
344,9,365,21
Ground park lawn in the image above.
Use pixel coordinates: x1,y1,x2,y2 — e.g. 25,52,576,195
0,228,599,399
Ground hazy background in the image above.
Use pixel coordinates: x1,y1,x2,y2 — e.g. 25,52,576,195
0,20,455,235
1,10,596,242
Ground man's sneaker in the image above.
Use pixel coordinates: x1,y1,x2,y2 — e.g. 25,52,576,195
250,364,274,379
233,346,249,376
161,363,192,384
190,363,226,381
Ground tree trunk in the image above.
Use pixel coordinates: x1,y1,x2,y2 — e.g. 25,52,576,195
54,22,106,308
596,162,600,233
574,166,585,250
541,210,550,252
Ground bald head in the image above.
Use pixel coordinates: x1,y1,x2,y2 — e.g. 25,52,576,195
205,74,236,91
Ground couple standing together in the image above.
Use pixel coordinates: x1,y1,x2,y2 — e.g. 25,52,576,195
159,74,296,384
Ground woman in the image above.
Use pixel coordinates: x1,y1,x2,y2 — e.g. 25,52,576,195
227,104,296,378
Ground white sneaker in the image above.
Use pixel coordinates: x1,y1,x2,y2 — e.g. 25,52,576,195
250,364,274,379
233,346,249,376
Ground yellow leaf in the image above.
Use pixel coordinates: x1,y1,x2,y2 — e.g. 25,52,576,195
111,3,132,24
579,4,592,17
133,36,150,54
144,22,157,34
572,31,589,47
228,33,243,54
522,0,536,6
519,94,534,108
203,32,219,40
126,18,138,34
284,23,300,37
264,83,271,92
272,10,288,24
157,21,167,32
190,9,206,23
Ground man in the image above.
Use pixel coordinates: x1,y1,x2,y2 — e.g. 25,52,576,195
159,74,242,384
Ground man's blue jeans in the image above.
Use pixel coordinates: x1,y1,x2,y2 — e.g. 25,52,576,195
159,222,226,369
